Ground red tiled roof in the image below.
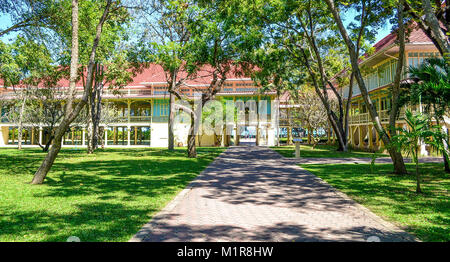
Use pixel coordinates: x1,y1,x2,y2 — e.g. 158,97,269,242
332,22,435,81
0,63,272,98
364,22,434,61
56,63,251,88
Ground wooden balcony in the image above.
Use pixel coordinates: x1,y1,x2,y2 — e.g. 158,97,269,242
349,109,407,125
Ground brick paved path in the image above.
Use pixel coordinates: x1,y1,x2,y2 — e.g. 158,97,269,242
130,146,416,242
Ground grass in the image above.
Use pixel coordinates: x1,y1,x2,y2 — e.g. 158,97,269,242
271,144,387,158
0,147,225,242
302,163,450,242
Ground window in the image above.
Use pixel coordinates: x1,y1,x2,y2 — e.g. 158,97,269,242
381,98,388,111
378,61,392,87
368,73,378,90
360,103,367,113
408,52,441,68
236,88,257,92
154,100,169,116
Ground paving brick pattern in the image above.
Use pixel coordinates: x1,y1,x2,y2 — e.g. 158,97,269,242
131,146,416,242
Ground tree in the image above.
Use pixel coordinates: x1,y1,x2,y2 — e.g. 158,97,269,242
0,35,58,149
0,0,58,37
1,86,65,152
247,0,353,152
135,0,198,152
31,0,114,184
291,87,332,149
325,0,408,174
390,110,443,193
170,0,264,157
401,57,450,172
404,0,450,57
84,51,134,154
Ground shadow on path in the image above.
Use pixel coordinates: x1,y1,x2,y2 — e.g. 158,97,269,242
132,146,416,242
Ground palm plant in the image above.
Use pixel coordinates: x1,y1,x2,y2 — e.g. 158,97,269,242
390,110,441,193
407,57,450,172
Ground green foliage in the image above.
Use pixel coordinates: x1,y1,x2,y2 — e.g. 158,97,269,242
390,110,445,192
399,57,450,171
406,57,450,120
0,36,58,87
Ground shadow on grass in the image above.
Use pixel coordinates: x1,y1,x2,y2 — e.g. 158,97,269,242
271,144,384,158
0,147,224,242
302,163,450,242
39,158,207,199
0,202,156,242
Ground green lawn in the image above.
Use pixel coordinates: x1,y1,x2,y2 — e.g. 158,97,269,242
0,147,225,242
302,163,450,242
271,144,387,158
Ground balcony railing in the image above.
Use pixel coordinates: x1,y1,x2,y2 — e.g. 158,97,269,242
129,116,152,122
116,115,168,123
349,109,407,125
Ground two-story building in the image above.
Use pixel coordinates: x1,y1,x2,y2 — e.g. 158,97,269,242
339,24,447,154
0,64,279,148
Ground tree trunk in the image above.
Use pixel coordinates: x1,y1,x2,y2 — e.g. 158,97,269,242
31,0,111,184
423,0,450,57
415,162,421,193
405,1,450,57
43,135,53,152
91,65,103,151
17,95,27,150
31,130,64,184
435,116,450,173
325,0,407,174
387,0,408,175
298,48,348,152
92,93,101,151
187,114,196,158
87,64,102,154
168,92,175,151
415,148,422,193
443,152,450,173
87,104,94,154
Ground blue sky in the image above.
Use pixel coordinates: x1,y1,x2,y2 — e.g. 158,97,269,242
0,10,393,45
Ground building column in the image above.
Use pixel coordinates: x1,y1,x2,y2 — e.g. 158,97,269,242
104,128,108,147
113,127,117,145
127,125,131,146
127,99,131,123
0,126,8,146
